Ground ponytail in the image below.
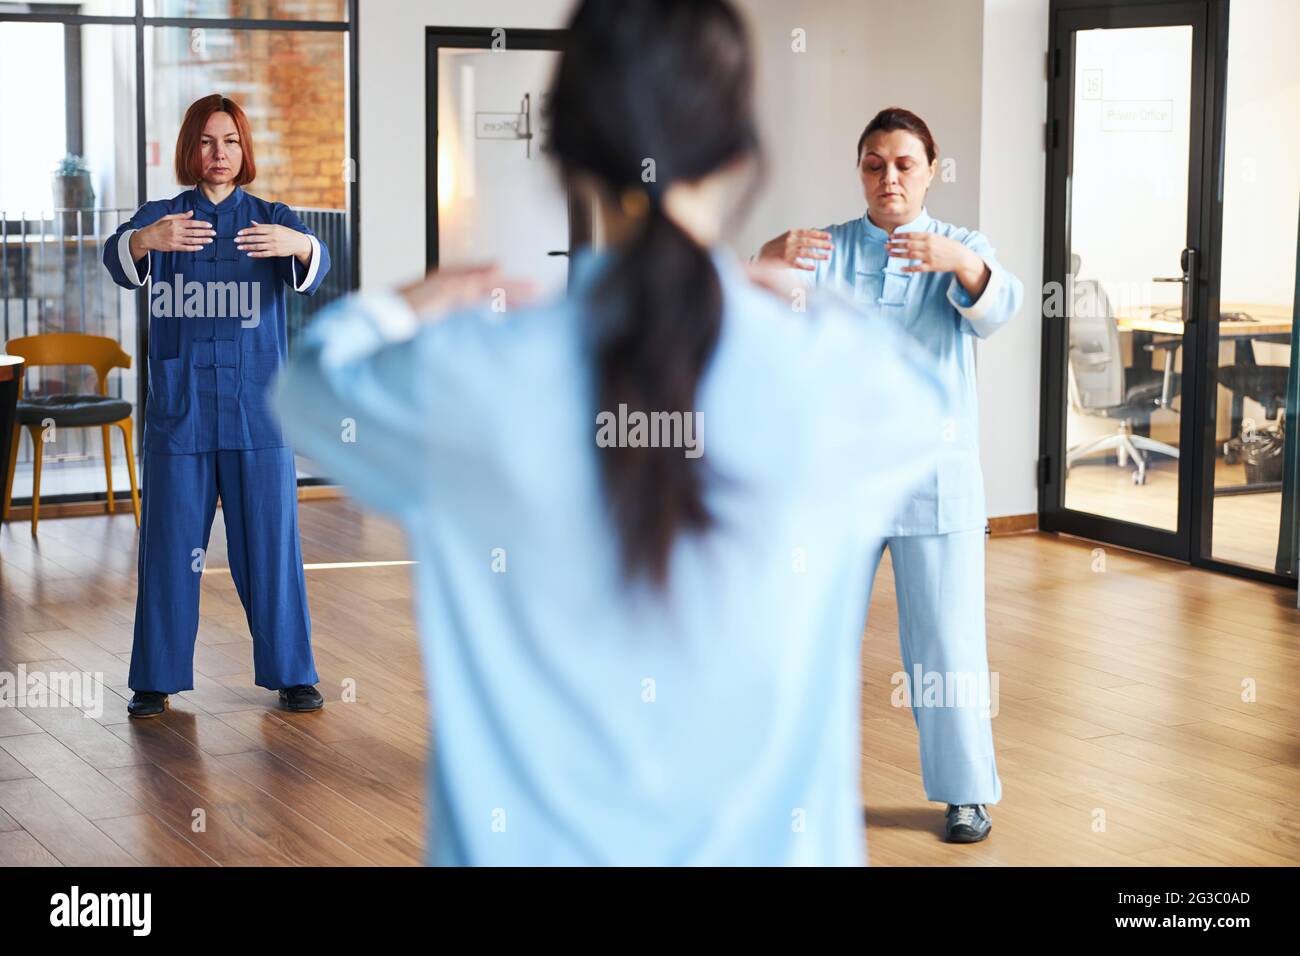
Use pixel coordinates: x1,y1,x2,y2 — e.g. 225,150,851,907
593,201,722,587
546,0,757,588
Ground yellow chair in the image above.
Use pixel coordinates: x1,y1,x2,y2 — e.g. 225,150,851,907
3,333,140,535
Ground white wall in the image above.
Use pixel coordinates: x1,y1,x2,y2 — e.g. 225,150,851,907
733,0,984,253
977,0,1049,521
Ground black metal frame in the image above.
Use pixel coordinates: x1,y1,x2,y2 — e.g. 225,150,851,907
424,27,576,271
1040,0,1294,588
64,19,84,157
0,0,361,499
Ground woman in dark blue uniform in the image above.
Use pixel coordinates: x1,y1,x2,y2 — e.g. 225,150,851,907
103,94,331,717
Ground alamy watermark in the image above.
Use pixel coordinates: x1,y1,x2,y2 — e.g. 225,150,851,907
151,275,260,328
890,665,1000,718
0,665,105,718
595,404,704,459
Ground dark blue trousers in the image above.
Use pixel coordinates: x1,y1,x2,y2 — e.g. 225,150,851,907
129,445,317,693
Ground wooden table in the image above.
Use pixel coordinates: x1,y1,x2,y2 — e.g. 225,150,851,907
1115,302,1293,338
1113,302,1293,496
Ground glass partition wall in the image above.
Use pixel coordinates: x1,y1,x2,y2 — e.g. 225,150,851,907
1042,0,1299,587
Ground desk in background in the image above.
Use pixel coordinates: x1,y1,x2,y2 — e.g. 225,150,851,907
1115,302,1292,338
1113,303,1293,496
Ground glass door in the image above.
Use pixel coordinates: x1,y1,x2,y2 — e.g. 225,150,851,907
1200,0,1299,578
426,29,582,300
1041,1,1211,560
1043,0,1299,587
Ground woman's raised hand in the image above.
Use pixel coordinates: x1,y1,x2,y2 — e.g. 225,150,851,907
137,210,214,254
885,231,990,297
236,220,313,260
758,229,833,271
397,264,537,323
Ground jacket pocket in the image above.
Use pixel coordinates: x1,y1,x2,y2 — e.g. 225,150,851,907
145,355,192,452
240,349,285,448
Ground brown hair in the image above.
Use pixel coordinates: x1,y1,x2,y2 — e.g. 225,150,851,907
174,94,256,186
856,107,937,166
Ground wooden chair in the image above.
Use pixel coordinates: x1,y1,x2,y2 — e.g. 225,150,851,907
3,333,140,535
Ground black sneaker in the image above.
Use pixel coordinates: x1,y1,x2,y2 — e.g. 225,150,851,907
127,691,168,719
278,684,324,712
944,804,992,843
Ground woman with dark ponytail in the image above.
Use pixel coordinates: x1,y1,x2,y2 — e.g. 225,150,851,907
275,0,948,865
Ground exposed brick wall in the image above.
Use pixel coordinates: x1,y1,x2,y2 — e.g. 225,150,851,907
231,27,348,209
251,29,348,209
165,0,349,209
225,1,346,19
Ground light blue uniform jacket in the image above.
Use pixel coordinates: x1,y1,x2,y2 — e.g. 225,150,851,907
272,247,949,865
812,207,1024,536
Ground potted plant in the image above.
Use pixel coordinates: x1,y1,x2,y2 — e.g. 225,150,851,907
52,154,95,234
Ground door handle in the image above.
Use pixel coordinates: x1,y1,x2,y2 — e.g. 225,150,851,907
1152,248,1196,324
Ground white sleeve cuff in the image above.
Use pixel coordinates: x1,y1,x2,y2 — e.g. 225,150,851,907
292,234,322,292
118,229,150,286
366,288,421,344
947,256,1002,322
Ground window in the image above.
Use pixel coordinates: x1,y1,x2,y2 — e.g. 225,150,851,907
0,0,357,502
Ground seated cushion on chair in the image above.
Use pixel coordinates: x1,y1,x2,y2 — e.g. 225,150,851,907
16,394,133,427
1095,368,1183,419
1126,366,1181,406
1217,365,1289,406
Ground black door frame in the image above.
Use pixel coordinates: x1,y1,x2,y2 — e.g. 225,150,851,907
1038,0,1292,587
424,27,585,274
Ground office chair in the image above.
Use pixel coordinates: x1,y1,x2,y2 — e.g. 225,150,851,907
1065,256,1181,486
1217,337,1289,459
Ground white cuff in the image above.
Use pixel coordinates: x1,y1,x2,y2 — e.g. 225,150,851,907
118,229,150,287
366,288,420,344
947,256,1002,322
292,234,322,292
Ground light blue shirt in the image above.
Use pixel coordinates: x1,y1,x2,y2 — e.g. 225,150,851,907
812,207,1024,536
273,246,949,865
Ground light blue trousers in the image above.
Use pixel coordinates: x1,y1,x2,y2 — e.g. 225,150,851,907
868,528,1002,806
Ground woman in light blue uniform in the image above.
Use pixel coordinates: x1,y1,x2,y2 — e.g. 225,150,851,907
273,0,951,865
761,107,1023,842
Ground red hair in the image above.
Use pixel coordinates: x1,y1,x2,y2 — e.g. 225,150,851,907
174,94,257,186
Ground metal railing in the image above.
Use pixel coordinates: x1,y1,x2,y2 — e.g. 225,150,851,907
1,205,350,471
286,206,353,345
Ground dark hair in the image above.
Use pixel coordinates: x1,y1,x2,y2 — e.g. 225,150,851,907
176,94,256,186
856,107,937,166
545,0,758,588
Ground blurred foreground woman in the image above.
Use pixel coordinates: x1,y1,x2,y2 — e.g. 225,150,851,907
275,0,949,865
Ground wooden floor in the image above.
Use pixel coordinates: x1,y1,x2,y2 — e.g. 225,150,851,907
1065,454,1285,572
1,498,1298,866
